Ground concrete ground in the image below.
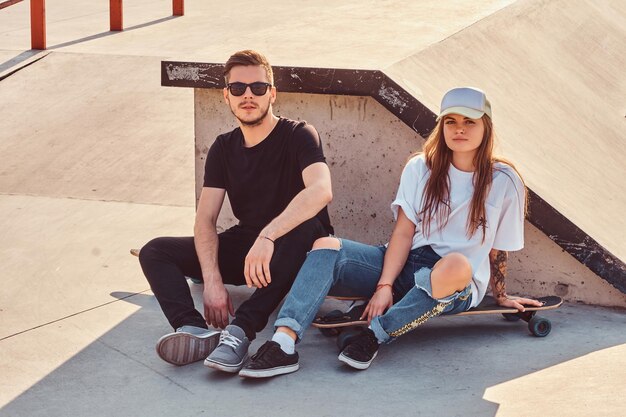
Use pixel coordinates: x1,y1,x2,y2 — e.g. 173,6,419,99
2,284,625,417
1,1,625,416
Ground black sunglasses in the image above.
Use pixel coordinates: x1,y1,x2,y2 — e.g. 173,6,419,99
227,82,272,97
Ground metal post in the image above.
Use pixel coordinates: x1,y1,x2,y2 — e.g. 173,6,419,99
110,0,123,31
30,0,45,50
173,0,183,16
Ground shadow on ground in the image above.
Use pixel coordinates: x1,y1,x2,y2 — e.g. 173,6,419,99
1,285,625,417
47,16,179,50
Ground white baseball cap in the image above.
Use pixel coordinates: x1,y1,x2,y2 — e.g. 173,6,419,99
439,87,492,120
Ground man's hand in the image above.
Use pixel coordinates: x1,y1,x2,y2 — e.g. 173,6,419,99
495,295,543,312
362,286,393,323
244,237,274,288
203,281,234,329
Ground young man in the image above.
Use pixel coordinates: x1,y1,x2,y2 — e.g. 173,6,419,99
139,50,333,373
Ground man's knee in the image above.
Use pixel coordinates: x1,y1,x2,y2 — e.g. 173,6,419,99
138,237,166,265
311,236,341,251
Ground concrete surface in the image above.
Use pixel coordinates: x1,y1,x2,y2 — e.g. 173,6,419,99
0,0,516,68
1,285,625,417
0,0,625,416
0,194,193,339
0,52,194,206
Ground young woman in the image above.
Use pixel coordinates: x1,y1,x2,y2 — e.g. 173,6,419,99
238,87,542,378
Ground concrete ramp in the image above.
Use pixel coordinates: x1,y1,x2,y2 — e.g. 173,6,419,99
385,0,626,267
0,51,194,206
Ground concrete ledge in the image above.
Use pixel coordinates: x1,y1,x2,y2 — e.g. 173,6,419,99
161,61,626,296
162,61,436,136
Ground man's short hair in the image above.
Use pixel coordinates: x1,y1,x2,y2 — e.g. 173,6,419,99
223,50,274,85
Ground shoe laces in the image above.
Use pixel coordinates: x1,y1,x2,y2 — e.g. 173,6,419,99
219,330,242,349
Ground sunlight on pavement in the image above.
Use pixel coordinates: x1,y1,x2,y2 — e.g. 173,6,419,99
484,344,626,416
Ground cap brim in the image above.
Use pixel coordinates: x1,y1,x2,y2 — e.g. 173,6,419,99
438,106,485,120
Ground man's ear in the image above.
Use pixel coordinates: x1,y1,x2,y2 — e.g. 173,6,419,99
269,86,277,104
223,87,229,103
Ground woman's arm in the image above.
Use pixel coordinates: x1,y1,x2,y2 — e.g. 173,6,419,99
489,249,542,311
362,207,415,322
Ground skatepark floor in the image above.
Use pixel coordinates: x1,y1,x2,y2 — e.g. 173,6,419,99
2,283,625,417
1,1,625,416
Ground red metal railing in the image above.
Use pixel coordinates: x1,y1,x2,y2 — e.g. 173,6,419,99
30,0,45,49
173,0,183,16
0,0,185,50
111,0,184,31
110,0,122,31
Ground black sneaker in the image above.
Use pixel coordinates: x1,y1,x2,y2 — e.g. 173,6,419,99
239,341,299,378
338,328,379,370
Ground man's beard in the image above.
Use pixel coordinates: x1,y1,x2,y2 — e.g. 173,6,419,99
231,101,271,127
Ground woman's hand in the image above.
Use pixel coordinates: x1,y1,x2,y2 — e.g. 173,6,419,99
360,207,415,323
495,295,543,312
362,287,394,323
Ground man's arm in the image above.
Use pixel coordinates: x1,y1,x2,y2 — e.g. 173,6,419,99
194,186,234,329
244,162,333,289
260,162,332,240
489,249,542,311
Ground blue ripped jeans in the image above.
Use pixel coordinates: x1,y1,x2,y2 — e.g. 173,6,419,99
274,239,472,343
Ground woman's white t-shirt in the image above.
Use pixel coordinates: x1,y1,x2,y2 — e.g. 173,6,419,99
391,155,525,308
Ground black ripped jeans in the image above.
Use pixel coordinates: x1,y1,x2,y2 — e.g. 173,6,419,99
138,217,328,340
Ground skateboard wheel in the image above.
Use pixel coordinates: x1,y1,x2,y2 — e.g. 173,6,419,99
502,313,521,322
320,327,341,337
528,316,551,337
336,326,365,351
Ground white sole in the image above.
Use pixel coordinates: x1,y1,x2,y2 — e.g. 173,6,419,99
239,363,299,378
156,331,220,366
338,351,377,370
204,355,248,373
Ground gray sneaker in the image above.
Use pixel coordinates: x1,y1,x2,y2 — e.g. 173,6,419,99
156,325,220,366
204,325,250,373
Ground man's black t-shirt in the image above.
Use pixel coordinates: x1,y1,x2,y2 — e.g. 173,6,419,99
203,118,333,235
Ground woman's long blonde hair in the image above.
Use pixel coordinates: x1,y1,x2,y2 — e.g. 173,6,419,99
416,115,527,241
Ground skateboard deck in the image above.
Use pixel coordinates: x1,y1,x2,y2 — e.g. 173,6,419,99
313,295,562,337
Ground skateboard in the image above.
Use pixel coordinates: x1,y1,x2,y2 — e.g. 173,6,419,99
312,295,563,341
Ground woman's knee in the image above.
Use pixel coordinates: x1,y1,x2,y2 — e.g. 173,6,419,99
435,252,472,277
431,253,472,294
311,236,341,251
